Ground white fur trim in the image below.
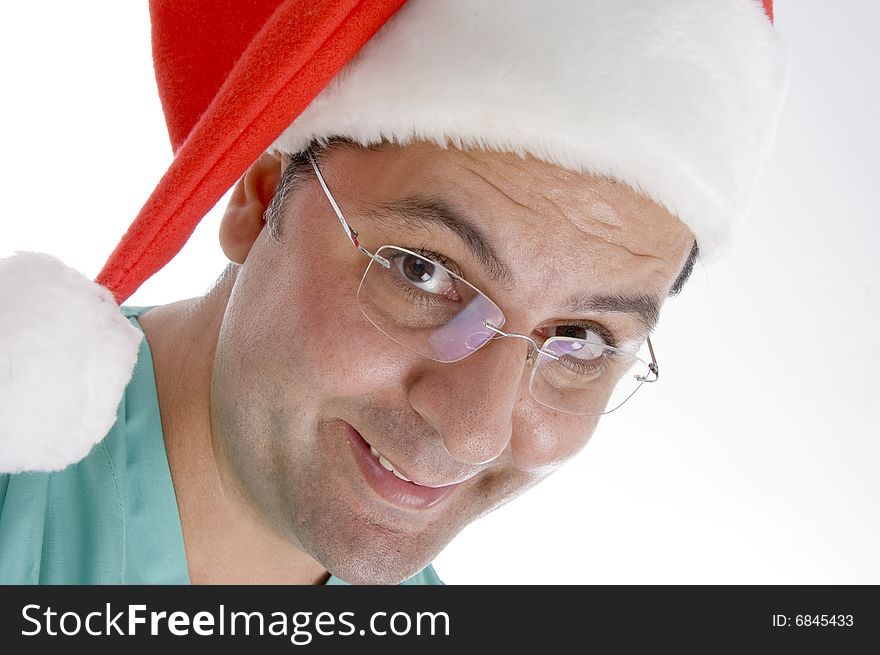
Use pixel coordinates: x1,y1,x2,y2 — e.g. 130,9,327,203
272,0,791,258
0,252,142,473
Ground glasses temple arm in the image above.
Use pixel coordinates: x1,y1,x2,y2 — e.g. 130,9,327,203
638,336,660,383
307,150,389,268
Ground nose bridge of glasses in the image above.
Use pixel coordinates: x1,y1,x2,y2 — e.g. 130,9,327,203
482,321,557,363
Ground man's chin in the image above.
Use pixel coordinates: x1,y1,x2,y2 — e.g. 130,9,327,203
317,543,437,586
326,563,421,586
296,512,449,585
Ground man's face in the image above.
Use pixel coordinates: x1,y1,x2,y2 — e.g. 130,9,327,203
211,142,695,584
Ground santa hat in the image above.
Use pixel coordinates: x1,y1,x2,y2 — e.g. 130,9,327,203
0,0,790,473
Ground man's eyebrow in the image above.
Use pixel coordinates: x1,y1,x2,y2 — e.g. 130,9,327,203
361,196,515,289
562,291,661,333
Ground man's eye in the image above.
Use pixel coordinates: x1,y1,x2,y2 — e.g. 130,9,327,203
548,323,614,354
391,251,456,297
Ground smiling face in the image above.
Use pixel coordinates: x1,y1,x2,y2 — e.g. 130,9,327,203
211,140,695,584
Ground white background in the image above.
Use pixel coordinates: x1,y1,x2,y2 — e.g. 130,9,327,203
2,1,877,584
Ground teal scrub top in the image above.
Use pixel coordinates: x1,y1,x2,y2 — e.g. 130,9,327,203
0,306,441,586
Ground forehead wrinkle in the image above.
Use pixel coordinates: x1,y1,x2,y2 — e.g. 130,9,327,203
460,165,538,216
540,190,615,242
544,182,628,235
585,197,626,229
540,185,672,264
527,199,668,266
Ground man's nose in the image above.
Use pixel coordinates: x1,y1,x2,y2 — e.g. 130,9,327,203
406,335,532,466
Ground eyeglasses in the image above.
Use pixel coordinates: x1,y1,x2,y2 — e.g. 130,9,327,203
306,150,659,416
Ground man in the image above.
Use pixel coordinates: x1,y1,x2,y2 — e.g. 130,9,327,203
0,0,789,584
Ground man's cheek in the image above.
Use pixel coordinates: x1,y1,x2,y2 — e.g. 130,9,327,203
321,354,407,396
509,412,598,471
288,312,414,395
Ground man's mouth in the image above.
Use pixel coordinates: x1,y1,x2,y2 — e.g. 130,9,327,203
342,420,461,511
367,443,412,482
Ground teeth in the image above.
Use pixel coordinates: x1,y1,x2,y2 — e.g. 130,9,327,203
367,443,411,482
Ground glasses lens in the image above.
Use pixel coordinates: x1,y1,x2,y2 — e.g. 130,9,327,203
528,338,652,416
357,246,505,363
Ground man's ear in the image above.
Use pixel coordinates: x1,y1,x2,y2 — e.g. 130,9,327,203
219,151,283,264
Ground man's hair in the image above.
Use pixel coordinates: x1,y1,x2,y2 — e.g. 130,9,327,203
262,137,700,299
669,240,700,297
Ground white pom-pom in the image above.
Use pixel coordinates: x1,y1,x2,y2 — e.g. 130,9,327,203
0,252,142,473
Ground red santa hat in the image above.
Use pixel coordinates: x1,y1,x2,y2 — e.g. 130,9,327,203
0,0,789,473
